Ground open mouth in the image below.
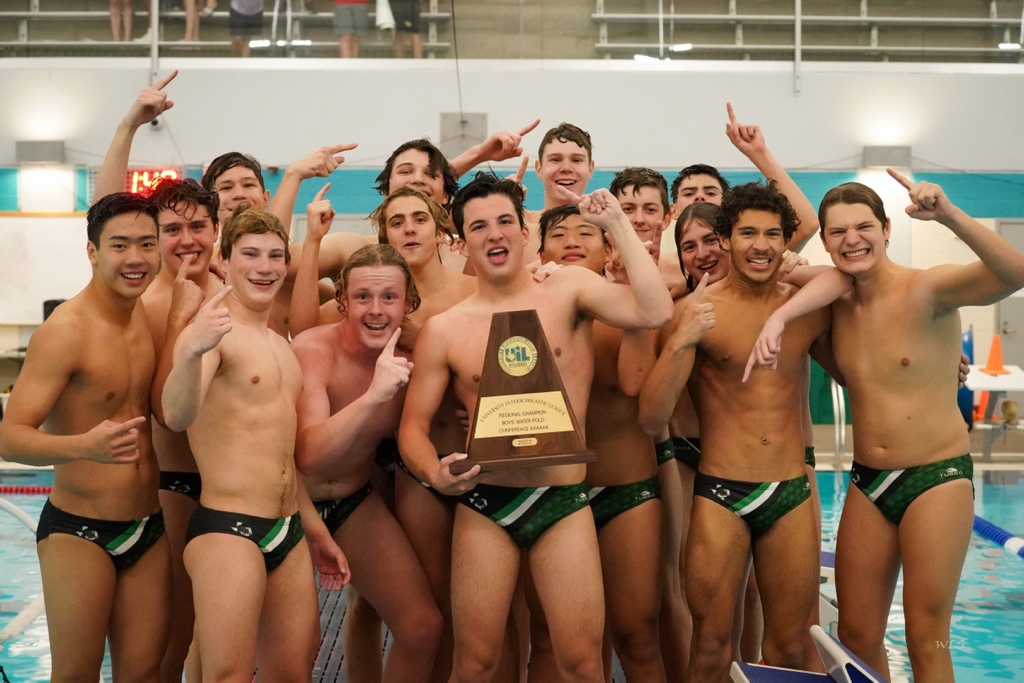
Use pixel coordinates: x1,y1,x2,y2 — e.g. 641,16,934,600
364,321,388,332
487,246,509,264
122,272,147,283
843,248,870,259
249,278,276,288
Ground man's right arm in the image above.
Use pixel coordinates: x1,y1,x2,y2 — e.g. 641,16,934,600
0,321,144,466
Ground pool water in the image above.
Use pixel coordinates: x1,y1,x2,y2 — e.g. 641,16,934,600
1,469,1023,681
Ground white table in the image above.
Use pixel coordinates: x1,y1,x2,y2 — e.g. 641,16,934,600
965,364,1024,461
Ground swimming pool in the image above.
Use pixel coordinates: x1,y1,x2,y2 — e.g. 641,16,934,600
1,468,1023,680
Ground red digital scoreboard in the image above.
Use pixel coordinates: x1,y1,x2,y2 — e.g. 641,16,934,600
126,167,180,194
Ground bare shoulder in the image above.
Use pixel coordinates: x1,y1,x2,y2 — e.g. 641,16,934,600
24,301,88,362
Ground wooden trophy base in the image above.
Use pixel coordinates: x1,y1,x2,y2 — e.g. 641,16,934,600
450,449,596,475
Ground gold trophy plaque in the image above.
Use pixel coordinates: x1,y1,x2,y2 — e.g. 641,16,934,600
450,309,596,474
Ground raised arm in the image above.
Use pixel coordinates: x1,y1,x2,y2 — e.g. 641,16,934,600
449,119,540,177
267,143,357,235
637,274,715,436
558,187,673,329
93,71,177,202
888,169,1024,310
289,184,334,337
742,268,852,381
0,321,146,466
294,328,411,477
162,287,233,432
725,102,818,252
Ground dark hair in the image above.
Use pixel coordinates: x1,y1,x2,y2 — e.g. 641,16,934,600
610,167,670,214
371,186,455,254
86,192,159,246
715,181,799,242
450,172,526,241
817,182,889,235
675,202,724,292
336,244,421,314
374,139,459,207
537,123,593,161
219,204,290,265
201,152,266,192
670,164,730,204
538,204,580,252
148,177,220,226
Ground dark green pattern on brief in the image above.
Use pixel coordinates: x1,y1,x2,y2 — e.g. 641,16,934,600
854,453,973,525
459,482,591,548
588,477,661,530
671,436,701,470
655,439,675,466
744,475,811,536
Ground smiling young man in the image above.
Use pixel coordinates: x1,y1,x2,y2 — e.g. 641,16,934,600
398,174,672,682
645,182,833,682
0,192,171,683
162,207,331,680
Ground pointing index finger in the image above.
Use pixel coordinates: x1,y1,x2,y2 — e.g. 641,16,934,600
205,285,232,309
176,253,195,282
553,184,582,204
886,167,913,190
516,119,541,137
514,156,529,184
154,70,178,91
384,327,401,356
117,415,148,432
313,183,331,203
327,143,359,154
726,101,738,125
693,271,710,299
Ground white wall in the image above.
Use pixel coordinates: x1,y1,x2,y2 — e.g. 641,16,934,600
1,58,1024,172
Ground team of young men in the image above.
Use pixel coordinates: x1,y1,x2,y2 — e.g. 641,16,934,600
0,70,1018,683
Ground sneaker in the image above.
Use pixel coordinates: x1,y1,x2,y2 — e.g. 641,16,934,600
134,28,153,42
200,2,217,17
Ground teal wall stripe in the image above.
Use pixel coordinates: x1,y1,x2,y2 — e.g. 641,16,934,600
0,169,18,211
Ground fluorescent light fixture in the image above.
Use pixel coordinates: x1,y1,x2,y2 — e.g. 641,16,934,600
16,140,65,165
633,54,658,62
999,42,1021,50
249,39,271,48
862,146,912,169
670,43,693,52
292,39,312,46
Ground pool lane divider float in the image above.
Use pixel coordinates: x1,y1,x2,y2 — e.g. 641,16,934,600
973,515,1024,559
0,485,51,494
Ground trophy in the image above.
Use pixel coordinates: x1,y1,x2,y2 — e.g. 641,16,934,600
449,309,596,474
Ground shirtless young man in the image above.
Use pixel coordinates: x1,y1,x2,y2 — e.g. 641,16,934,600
643,182,833,681
530,203,666,683
398,174,672,682
0,192,171,682
162,207,339,680
291,240,443,683
745,172,1024,682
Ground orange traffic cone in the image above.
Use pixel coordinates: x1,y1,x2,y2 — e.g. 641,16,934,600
981,334,1010,376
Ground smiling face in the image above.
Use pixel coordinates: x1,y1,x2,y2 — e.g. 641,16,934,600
389,149,447,205
339,265,411,350
383,194,444,268
539,214,609,275
723,209,786,285
461,194,529,281
88,211,161,299
617,184,668,245
212,165,270,224
821,201,891,277
224,232,288,307
535,138,594,204
158,202,219,278
679,216,729,285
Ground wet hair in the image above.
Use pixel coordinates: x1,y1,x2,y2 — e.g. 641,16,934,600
537,122,593,162
148,177,220,226
450,172,526,241
86,192,159,246
715,181,799,242
371,187,455,252
335,244,421,315
670,164,730,204
817,182,889,235
201,152,266,192
610,167,670,214
536,203,610,254
374,139,459,207
675,202,724,293
219,204,290,265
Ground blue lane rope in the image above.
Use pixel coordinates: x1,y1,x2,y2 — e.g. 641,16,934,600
973,515,1024,559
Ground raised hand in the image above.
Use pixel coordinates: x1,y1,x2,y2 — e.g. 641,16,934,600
669,273,715,349
742,311,786,382
185,285,233,356
168,254,206,327
124,70,177,129
367,328,413,404
306,183,335,243
291,144,359,180
555,187,627,234
887,168,955,222
84,415,147,464
725,102,767,158
505,155,530,202
478,119,541,163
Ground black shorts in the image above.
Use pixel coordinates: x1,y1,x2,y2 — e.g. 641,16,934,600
230,8,264,36
391,0,420,33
